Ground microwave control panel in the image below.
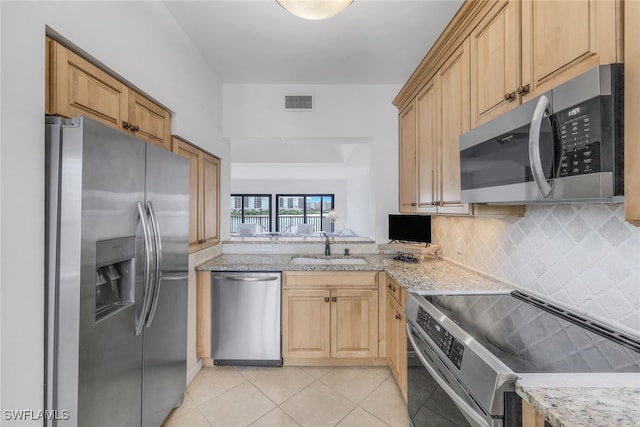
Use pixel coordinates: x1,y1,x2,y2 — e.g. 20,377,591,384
557,98,602,177
416,307,464,369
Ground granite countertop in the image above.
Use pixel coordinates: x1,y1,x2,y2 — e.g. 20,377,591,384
516,384,640,427
195,253,639,426
195,253,510,293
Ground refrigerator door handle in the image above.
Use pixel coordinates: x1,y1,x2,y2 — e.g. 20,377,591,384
136,201,155,336
145,201,163,328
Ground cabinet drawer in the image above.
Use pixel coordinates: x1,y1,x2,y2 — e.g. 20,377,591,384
283,271,378,289
386,277,403,305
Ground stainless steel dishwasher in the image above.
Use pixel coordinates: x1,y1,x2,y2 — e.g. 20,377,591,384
211,272,282,366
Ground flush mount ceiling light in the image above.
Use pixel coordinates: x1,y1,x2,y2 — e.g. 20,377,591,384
276,0,354,20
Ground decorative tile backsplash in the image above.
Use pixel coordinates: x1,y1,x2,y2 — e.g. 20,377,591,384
432,204,640,334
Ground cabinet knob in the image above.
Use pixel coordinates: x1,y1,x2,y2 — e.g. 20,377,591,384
395,314,401,320
131,125,140,133
387,283,392,290
504,91,516,102
331,297,337,302
324,297,330,303
516,84,530,95
122,121,131,130
411,202,417,207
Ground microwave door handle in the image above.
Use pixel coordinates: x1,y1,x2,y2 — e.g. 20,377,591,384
407,324,489,427
529,95,553,198
145,201,163,328
136,201,154,336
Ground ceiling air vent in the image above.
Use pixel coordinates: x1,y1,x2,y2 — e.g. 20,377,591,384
284,95,313,111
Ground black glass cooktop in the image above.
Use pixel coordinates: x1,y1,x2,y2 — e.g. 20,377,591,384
422,292,640,373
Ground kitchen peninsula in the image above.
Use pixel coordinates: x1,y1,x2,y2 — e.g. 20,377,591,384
197,239,640,427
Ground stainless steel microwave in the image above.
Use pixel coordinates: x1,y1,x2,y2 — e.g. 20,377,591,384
459,64,624,204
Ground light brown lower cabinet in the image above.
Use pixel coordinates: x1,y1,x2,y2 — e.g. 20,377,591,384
386,277,407,401
282,272,382,365
522,399,549,427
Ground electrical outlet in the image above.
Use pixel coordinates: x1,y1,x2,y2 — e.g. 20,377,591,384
456,238,463,255
261,244,273,252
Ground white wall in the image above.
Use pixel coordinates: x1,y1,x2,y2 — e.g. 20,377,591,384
0,1,227,421
224,84,400,242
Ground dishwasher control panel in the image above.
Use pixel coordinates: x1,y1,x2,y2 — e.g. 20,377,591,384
416,307,464,369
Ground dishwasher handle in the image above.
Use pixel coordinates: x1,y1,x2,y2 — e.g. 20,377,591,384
214,275,280,282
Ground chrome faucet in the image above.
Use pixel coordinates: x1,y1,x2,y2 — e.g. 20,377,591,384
322,232,331,256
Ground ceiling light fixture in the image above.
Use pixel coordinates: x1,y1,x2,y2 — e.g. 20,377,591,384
276,0,354,20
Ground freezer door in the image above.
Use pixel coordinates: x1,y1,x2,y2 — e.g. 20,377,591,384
141,143,189,427
47,116,147,427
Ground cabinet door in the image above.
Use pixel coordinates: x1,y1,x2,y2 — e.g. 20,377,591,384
416,80,438,213
386,296,407,400
47,39,128,130
521,0,619,101
282,289,331,358
399,102,417,212
172,138,201,252
437,40,471,214
470,0,519,127
128,91,171,150
331,290,378,358
200,152,220,247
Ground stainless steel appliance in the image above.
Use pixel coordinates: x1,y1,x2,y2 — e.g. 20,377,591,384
460,64,623,204
406,290,640,427
211,272,282,366
45,115,189,427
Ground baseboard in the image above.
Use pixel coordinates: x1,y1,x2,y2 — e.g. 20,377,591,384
187,358,203,386
283,357,388,367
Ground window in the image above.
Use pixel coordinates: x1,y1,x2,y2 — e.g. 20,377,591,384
230,194,272,233
276,194,334,233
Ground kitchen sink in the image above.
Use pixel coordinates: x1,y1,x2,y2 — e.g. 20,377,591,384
288,256,369,265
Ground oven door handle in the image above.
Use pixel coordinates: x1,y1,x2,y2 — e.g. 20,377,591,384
528,95,553,198
407,324,489,427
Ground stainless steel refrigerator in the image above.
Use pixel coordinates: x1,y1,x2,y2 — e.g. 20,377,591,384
45,115,189,427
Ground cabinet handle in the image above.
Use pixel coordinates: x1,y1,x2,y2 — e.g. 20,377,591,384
504,91,516,102
395,314,401,320
517,84,530,95
411,202,417,207
122,121,131,130
331,297,337,302
131,124,140,133
387,283,392,290
324,297,330,303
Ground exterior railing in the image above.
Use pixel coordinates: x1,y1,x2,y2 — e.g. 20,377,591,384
230,214,325,233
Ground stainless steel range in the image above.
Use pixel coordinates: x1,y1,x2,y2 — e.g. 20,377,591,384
405,290,640,427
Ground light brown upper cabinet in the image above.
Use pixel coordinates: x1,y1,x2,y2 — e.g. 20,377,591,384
416,80,438,213
520,0,620,102
470,0,621,127
127,91,172,150
437,40,472,215
172,137,220,253
470,0,519,127
408,41,472,215
46,38,172,150
399,102,418,213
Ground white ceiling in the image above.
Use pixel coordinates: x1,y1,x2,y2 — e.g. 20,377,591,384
163,0,464,84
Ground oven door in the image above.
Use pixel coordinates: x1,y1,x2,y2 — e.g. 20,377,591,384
407,323,497,427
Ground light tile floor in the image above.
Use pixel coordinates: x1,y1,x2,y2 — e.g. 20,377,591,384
162,365,408,427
